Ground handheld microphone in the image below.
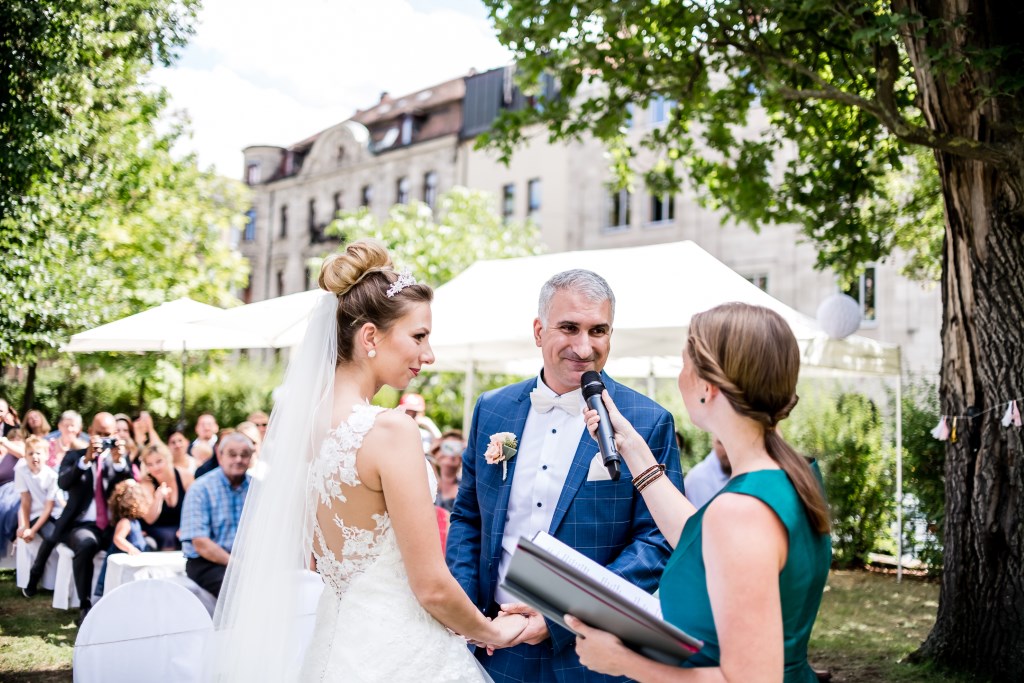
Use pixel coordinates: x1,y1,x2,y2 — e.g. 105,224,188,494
580,371,621,481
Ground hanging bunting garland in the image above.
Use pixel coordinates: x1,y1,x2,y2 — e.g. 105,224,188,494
1001,400,1022,428
930,396,1023,442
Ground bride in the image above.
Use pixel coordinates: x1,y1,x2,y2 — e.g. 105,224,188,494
210,240,526,681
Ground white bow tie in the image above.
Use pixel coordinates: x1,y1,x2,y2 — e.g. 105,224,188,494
529,389,582,415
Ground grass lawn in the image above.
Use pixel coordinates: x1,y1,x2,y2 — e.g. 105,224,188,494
809,570,988,682
0,569,76,682
0,567,991,681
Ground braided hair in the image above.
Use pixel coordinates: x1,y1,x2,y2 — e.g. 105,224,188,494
687,303,830,533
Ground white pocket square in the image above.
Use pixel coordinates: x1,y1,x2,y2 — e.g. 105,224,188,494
586,454,612,481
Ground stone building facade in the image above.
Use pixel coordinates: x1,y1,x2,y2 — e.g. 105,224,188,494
239,67,942,375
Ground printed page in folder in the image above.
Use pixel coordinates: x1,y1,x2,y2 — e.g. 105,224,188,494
531,532,663,619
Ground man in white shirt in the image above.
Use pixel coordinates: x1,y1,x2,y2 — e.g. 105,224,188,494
683,437,732,509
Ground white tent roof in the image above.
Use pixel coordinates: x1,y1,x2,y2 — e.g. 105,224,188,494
195,289,323,349
63,298,260,353
428,241,899,377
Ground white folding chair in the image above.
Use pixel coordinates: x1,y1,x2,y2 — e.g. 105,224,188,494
15,537,59,590
74,578,213,683
51,543,106,609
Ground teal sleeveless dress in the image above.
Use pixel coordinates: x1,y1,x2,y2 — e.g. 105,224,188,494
659,466,831,682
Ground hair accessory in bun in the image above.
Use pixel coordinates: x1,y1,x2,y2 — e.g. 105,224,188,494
386,270,417,298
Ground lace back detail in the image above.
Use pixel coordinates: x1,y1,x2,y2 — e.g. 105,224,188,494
308,404,395,597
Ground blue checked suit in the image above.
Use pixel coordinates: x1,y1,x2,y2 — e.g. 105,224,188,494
446,371,683,683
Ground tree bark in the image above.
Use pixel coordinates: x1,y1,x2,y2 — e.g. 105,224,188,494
899,1,1024,678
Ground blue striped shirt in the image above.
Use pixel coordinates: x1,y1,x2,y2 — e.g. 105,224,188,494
180,469,250,559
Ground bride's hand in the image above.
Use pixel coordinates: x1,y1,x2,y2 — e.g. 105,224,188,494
489,612,530,649
582,389,645,459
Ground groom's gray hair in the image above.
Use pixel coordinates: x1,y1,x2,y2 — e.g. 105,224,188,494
538,269,615,326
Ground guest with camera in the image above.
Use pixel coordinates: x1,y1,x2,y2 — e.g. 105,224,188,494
51,412,133,623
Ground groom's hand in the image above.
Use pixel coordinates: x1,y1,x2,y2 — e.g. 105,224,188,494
499,603,549,645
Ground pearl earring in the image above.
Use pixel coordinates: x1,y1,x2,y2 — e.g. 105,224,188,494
368,349,377,358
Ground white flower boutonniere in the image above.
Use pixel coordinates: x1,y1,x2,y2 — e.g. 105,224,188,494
485,432,518,481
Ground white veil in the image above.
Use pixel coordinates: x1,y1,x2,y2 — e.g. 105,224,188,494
208,291,338,682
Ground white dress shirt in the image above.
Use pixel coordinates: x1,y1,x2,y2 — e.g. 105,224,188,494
75,449,127,523
494,376,585,605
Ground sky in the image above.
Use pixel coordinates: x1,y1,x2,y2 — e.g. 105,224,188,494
150,0,512,177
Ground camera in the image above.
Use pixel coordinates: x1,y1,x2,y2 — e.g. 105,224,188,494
98,437,117,451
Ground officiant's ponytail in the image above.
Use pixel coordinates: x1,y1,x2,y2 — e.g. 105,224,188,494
687,304,830,534
319,239,432,364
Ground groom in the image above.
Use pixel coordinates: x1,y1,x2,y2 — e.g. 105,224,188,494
447,269,683,683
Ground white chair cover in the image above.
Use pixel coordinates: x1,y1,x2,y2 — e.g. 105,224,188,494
15,537,58,590
52,543,106,609
74,579,213,683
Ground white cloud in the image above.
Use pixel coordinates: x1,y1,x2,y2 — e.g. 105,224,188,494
151,0,512,176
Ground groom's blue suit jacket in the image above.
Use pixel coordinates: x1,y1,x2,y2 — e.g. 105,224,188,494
446,371,683,683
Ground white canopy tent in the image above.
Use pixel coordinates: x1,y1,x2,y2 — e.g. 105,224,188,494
63,297,261,423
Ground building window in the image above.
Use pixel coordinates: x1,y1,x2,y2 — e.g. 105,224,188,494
400,116,414,146
502,183,515,224
527,178,542,224
649,194,674,224
333,191,343,216
245,162,261,185
276,270,285,298
308,198,320,241
845,266,877,324
606,189,631,230
745,274,769,292
361,185,373,208
650,95,676,125
279,205,288,238
423,171,438,210
624,103,635,130
336,146,346,164
396,176,410,205
243,209,256,241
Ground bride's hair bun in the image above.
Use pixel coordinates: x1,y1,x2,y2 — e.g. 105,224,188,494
319,239,394,296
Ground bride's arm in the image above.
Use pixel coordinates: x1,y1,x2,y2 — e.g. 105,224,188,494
361,412,525,646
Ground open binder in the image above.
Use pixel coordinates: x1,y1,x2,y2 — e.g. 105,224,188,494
500,533,703,665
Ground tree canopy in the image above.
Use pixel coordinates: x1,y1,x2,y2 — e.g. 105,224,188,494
0,0,248,371
479,0,1024,678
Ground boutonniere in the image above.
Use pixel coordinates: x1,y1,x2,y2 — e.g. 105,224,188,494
485,432,518,481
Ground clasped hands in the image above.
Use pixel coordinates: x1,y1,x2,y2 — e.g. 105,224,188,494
464,603,549,654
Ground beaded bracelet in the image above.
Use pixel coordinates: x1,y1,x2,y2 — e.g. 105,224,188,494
632,463,666,491
635,470,665,493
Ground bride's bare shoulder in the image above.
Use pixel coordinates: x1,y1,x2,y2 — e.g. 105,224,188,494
360,409,422,456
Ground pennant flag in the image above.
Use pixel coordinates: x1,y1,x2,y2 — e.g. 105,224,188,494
1003,400,1022,428
931,416,950,441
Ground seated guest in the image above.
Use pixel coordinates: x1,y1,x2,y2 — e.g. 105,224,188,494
113,413,140,466
17,436,65,596
190,412,219,455
246,410,269,443
52,413,133,623
683,437,732,509
179,433,253,597
139,443,193,550
0,430,27,548
0,398,20,437
167,430,196,473
193,427,234,480
22,410,51,439
48,410,86,469
431,430,464,513
94,479,151,597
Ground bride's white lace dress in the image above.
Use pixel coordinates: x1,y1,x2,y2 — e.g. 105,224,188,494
298,404,487,682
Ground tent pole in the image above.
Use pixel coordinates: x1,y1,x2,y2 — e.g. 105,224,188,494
895,348,903,583
646,359,656,399
180,343,187,431
463,361,477,432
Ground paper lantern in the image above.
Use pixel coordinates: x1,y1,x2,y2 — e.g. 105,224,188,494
816,293,862,339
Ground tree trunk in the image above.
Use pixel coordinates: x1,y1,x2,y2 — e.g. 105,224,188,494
900,1,1024,678
21,363,37,414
